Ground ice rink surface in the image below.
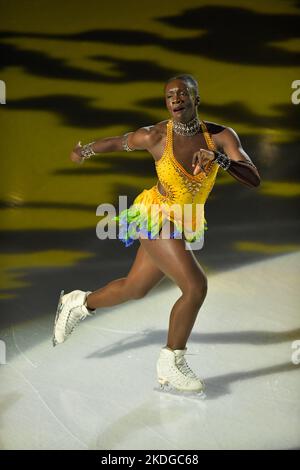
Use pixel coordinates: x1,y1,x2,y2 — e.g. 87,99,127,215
1,251,299,450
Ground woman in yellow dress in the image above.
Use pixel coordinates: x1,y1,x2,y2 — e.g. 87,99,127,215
53,74,261,394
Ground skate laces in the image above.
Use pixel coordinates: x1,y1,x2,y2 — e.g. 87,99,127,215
176,356,198,379
164,364,190,386
163,357,194,384
64,307,92,336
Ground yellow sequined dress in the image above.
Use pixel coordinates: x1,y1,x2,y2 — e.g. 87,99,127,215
112,119,219,247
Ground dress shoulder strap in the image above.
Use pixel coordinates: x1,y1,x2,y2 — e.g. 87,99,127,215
200,120,216,152
165,119,173,152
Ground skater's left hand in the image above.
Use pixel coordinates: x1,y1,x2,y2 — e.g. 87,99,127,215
192,149,215,176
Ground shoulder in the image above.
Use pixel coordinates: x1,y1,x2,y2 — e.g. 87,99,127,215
203,120,227,135
130,120,168,150
144,120,169,141
203,121,241,149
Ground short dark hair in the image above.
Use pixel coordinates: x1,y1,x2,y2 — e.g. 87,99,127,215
164,74,199,96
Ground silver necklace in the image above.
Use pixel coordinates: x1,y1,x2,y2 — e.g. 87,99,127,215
172,115,201,136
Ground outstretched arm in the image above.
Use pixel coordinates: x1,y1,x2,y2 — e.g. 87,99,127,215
70,126,155,163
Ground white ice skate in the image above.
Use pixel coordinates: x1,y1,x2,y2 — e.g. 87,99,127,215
156,347,206,398
52,289,94,347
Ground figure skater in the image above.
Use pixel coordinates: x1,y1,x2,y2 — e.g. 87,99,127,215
52,74,261,394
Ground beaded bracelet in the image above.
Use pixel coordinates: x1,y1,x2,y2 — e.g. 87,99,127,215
81,142,96,160
122,133,134,152
213,151,231,170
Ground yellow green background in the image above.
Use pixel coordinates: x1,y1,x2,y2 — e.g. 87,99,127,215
0,0,299,298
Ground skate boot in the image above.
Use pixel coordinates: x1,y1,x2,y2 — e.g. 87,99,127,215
52,290,95,347
156,347,205,396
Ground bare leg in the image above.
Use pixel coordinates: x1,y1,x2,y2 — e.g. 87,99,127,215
86,244,165,310
139,223,207,350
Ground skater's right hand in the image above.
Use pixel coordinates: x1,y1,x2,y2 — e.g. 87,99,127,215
70,141,84,164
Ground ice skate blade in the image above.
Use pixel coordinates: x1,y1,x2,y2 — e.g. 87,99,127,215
154,382,206,401
52,289,65,347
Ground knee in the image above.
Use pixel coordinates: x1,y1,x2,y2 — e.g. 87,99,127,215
202,274,208,295
185,274,208,303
